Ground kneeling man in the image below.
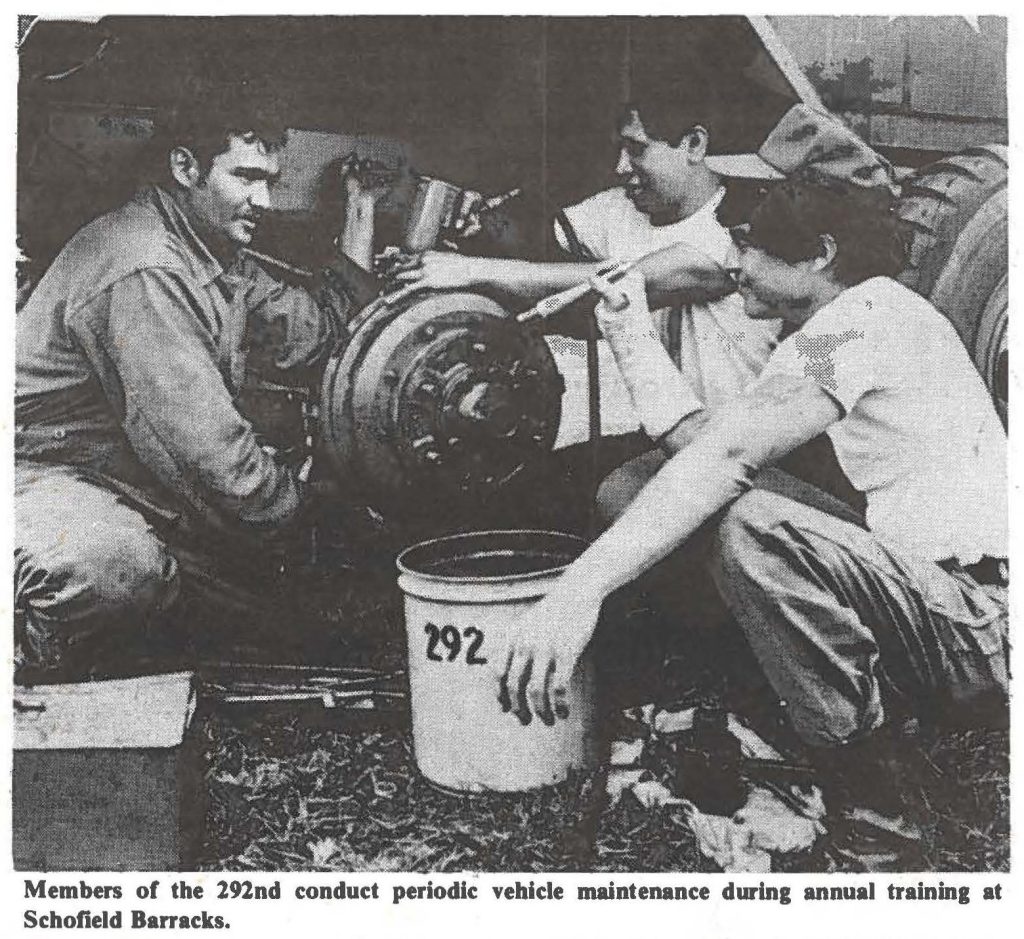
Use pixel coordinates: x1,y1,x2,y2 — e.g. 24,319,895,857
499,172,1008,837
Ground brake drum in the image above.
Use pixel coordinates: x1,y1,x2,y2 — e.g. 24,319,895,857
320,291,563,508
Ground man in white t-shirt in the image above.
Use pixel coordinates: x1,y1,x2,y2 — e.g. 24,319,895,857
551,162,777,443
385,103,772,456
496,174,1008,854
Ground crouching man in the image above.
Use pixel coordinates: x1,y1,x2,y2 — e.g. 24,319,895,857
14,89,382,677
498,173,1008,856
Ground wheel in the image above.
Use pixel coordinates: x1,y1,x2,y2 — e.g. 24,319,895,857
897,145,1008,424
319,291,563,512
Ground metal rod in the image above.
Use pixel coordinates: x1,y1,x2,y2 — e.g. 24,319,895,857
217,689,406,704
516,259,639,323
200,660,402,677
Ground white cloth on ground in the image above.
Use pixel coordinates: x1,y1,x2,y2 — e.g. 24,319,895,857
607,705,825,872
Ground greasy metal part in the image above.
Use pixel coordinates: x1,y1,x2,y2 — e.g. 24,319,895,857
320,291,562,509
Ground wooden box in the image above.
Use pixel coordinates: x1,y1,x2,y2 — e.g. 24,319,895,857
13,671,204,871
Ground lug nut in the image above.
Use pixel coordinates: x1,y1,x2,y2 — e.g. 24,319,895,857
422,325,437,340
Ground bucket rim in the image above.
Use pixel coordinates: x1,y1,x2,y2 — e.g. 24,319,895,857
396,528,588,585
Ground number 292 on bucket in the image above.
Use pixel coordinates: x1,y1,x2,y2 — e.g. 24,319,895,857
424,623,488,664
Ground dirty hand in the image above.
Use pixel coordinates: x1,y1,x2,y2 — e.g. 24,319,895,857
340,155,392,208
383,250,487,305
496,582,602,726
452,190,486,239
591,269,655,341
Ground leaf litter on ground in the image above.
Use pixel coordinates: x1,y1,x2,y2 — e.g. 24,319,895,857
197,706,1007,874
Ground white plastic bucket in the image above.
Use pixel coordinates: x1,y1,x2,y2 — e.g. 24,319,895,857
396,530,599,792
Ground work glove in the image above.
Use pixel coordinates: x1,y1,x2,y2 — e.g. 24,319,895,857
591,270,703,441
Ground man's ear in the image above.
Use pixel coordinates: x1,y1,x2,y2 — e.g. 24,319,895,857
812,234,838,271
684,126,709,162
169,146,202,189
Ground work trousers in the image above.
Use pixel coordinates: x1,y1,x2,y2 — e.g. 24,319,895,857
14,460,306,669
595,451,1008,747
713,489,1008,746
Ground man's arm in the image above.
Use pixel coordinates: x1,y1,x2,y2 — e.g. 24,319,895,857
317,166,386,312
339,176,378,273
656,408,711,454
385,241,736,309
590,270,708,447
386,253,605,305
498,372,843,725
71,268,305,532
245,169,388,377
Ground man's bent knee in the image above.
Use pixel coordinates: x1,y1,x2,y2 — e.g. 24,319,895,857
595,473,632,528
17,521,179,633
595,449,668,528
714,489,793,568
83,526,179,615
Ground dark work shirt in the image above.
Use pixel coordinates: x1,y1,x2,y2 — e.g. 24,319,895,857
16,185,344,531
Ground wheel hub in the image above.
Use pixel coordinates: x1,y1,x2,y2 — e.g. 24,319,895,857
319,291,563,510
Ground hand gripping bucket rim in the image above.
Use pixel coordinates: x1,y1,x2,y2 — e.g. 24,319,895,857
396,529,599,792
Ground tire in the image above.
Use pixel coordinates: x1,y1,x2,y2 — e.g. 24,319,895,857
897,145,1008,425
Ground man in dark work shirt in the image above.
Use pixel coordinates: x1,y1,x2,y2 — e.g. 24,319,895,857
15,93,380,676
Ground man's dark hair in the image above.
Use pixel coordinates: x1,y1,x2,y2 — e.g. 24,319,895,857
621,16,793,155
743,172,907,286
619,99,712,150
147,80,288,180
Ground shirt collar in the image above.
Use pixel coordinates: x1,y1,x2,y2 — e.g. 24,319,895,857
142,185,226,287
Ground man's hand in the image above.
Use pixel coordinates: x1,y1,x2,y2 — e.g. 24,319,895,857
591,269,656,341
383,250,490,305
640,241,737,308
452,190,486,239
340,155,392,209
497,581,603,726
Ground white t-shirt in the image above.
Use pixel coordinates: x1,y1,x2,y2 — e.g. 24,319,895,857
549,187,780,447
756,277,1007,564
559,187,780,409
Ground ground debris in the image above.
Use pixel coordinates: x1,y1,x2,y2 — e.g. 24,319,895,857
197,711,1008,873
